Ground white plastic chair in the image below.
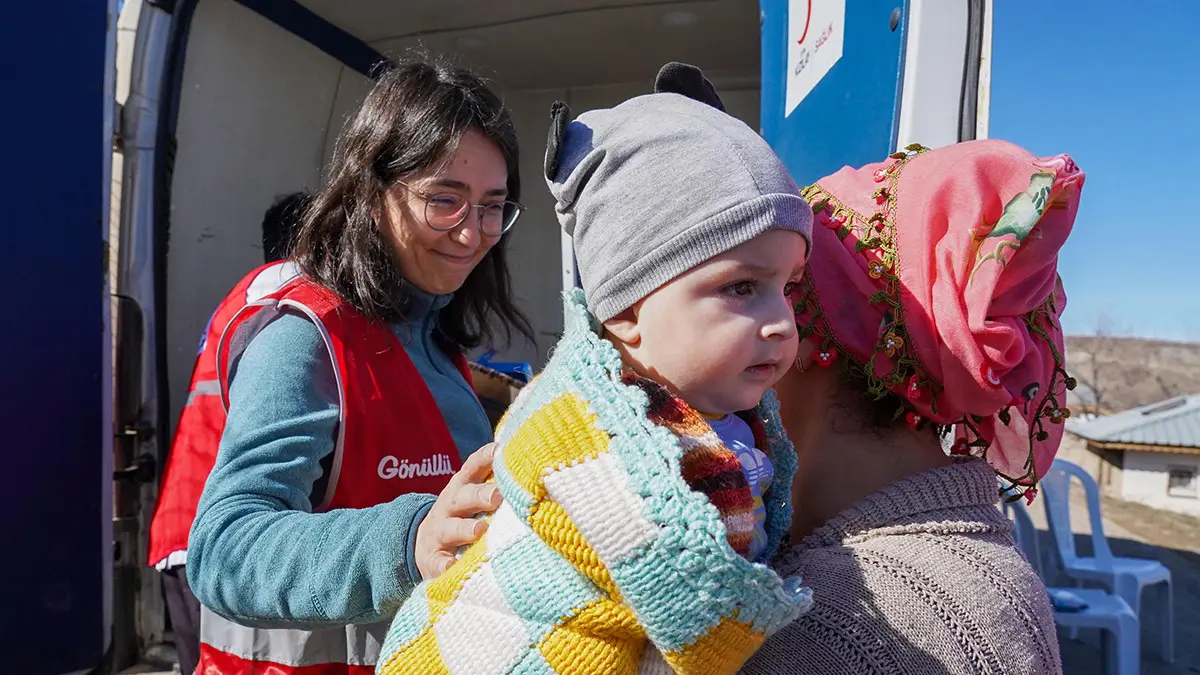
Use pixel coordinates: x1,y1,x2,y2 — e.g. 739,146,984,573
1040,458,1174,663
1005,500,1140,675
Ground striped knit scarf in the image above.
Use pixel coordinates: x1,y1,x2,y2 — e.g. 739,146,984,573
623,370,766,558
376,289,812,675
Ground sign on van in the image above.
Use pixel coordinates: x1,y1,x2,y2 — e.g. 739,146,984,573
785,0,846,116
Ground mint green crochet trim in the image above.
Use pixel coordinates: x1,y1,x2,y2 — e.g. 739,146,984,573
378,583,429,655
494,372,560,445
755,388,796,564
491,449,536,519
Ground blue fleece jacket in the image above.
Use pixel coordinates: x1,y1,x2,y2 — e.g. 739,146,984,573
187,289,492,629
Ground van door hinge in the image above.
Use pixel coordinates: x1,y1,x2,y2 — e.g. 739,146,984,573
112,101,124,152
113,452,157,484
117,420,156,441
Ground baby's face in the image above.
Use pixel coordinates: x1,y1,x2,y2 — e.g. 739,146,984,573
607,229,807,416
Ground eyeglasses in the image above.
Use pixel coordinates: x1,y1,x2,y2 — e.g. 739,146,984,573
396,181,523,237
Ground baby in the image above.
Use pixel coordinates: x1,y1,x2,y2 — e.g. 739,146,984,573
377,62,813,675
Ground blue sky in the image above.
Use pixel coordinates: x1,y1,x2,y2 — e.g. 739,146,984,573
990,2,1199,341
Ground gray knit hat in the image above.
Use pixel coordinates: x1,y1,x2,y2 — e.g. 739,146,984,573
544,62,812,323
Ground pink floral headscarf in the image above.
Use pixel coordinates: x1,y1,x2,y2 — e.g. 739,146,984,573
792,140,1084,499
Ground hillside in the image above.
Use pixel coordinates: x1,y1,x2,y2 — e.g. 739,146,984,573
1065,336,1200,413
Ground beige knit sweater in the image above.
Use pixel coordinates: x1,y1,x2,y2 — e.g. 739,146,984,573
743,459,1063,675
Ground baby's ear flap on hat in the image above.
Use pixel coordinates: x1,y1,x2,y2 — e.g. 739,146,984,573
653,62,726,112
544,100,571,181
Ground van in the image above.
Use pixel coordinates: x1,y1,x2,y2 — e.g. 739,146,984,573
10,1,990,671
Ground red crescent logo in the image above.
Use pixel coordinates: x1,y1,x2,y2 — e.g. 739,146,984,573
796,0,814,45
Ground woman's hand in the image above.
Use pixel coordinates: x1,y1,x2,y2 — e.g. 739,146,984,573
414,443,503,580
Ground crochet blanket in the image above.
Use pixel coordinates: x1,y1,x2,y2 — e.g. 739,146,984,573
376,289,812,675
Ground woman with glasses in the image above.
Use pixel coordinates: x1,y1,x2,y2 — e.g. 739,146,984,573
185,56,531,675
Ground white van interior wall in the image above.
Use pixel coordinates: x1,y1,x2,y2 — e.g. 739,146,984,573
166,0,353,433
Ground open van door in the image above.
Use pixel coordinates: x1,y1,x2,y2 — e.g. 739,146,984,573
760,0,991,455
3,1,118,673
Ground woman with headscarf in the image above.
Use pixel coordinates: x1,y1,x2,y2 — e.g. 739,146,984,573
743,139,1080,673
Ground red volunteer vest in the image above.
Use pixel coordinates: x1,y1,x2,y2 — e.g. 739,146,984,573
147,262,296,567
189,273,474,675
148,262,470,567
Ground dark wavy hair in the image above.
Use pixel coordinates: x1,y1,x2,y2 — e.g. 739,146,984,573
261,191,312,263
292,55,533,351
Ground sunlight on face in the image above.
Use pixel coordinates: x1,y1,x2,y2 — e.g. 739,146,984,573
613,229,808,415
382,128,509,295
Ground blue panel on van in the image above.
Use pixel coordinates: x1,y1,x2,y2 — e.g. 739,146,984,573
760,0,908,186
0,2,108,673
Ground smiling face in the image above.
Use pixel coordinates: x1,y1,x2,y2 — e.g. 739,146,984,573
381,128,509,295
604,229,808,416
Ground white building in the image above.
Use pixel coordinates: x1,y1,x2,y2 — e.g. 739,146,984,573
1065,394,1200,518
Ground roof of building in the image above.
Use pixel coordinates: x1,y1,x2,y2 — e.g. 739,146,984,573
1066,393,1200,449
